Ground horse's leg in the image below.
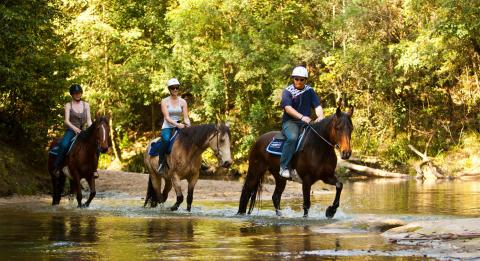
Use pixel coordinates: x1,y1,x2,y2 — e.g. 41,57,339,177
75,180,83,208
186,174,199,212
150,173,164,206
170,174,183,211
272,173,287,216
84,178,96,207
324,176,342,219
302,181,313,218
161,178,172,203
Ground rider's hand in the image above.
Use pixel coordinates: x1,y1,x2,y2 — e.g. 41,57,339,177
301,116,312,123
177,123,186,129
314,117,323,123
73,127,81,134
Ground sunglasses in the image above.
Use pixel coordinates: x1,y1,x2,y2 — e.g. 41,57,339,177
293,78,306,82
169,86,179,90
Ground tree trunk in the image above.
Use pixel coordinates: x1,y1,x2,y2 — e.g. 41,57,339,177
337,159,409,178
109,116,122,161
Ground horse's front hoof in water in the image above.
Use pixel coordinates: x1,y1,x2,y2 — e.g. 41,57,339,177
170,205,179,211
275,209,282,217
325,205,337,219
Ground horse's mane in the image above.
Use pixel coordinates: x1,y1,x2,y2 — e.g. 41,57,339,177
176,123,230,150
77,117,108,141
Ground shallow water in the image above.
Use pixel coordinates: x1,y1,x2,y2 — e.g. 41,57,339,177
0,179,479,260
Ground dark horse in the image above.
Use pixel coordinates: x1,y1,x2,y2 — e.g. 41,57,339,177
144,124,233,211
48,116,110,207
237,107,353,218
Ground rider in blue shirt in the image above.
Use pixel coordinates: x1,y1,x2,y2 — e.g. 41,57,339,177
280,66,324,179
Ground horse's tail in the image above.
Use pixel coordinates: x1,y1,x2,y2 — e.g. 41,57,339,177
238,165,265,215
144,175,158,208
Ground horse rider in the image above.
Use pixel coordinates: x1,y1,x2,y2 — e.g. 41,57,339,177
157,78,191,174
279,66,324,179
53,84,99,179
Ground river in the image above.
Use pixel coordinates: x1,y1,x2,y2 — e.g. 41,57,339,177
0,177,478,260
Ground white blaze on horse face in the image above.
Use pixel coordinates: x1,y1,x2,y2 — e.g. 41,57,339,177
210,131,232,167
101,125,106,142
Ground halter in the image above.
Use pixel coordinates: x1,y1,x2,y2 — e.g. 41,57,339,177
306,123,340,150
206,126,221,157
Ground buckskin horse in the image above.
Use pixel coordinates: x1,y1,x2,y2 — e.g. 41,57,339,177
237,107,353,218
144,123,232,211
48,116,110,207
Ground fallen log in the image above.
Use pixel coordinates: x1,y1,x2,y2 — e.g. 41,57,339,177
337,159,409,178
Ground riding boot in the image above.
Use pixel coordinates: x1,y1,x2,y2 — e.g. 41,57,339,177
157,154,166,175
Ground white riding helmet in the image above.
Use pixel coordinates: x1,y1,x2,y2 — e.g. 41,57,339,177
291,66,308,78
167,78,180,87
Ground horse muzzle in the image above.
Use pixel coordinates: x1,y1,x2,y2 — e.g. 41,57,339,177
221,160,232,168
340,150,351,159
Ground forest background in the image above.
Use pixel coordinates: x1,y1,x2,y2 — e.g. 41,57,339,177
1,0,479,194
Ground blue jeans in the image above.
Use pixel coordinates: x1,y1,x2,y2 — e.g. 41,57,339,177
280,120,302,170
54,129,76,169
158,128,175,158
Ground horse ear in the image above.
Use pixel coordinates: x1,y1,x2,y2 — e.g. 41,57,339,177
336,97,343,108
346,106,354,118
336,107,342,117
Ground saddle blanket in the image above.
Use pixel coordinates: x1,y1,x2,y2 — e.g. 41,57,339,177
148,130,179,156
266,128,307,156
48,135,78,156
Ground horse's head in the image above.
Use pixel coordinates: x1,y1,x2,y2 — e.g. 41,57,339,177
328,107,354,159
208,124,233,168
94,116,110,153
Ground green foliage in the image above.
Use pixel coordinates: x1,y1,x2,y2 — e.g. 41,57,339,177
2,0,480,178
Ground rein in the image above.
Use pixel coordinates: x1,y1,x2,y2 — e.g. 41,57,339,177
306,123,340,150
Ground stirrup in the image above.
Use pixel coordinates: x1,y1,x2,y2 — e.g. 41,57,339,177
289,169,303,184
157,163,165,175
62,166,72,179
93,171,99,179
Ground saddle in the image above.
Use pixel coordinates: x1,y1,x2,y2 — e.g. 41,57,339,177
148,129,180,156
266,127,308,156
48,135,78,156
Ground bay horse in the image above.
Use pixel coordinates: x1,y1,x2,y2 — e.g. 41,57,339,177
48,116,109,207
144,124,233,211
237,107,353,218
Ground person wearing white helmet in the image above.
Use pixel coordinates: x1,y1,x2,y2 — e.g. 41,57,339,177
156,78,191,174
279,66,324,180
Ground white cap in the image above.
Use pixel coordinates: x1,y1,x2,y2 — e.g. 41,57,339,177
291,66,308,78
167,78,180,87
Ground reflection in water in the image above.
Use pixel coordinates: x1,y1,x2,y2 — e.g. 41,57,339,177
0,179,478,260
49,215,98,243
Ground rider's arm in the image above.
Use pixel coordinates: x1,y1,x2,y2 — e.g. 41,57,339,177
315,105,324,121
181,99,191,127
64,103,81,134
284,106,304,121
161,99,180,127
85,102,93,127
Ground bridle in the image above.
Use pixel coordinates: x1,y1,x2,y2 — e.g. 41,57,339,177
206,127,221,157
306,123,340,150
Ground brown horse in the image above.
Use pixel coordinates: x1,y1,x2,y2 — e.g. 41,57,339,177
144,124,233,211
48,116,110,207
237,107,353,218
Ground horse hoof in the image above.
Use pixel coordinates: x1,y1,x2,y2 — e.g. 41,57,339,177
325,206,337,219
236,212,246,216
170,206,179,211
275,210,282,217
